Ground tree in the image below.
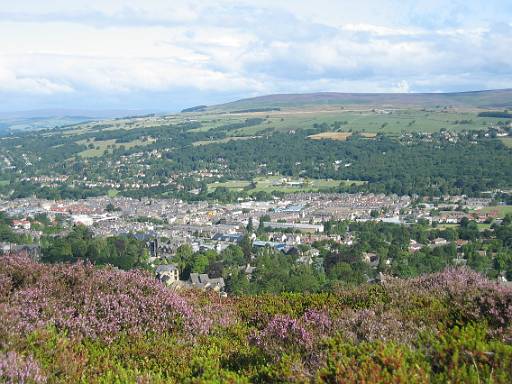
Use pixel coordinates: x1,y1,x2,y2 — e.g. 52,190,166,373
106,202,118,212
246,217,254,232
240,235,253,259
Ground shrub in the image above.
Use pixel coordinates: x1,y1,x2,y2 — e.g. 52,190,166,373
0,351,46,384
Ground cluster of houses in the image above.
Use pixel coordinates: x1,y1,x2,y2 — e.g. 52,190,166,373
155,264,226,294
1,190,511,290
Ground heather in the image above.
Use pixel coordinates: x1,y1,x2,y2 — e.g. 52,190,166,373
1,256,512,382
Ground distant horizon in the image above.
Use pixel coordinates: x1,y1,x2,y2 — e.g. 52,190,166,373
2,87,512,117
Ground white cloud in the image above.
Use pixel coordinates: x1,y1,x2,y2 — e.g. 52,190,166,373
394,80,411,93
0,63,74,94
0,0,511,111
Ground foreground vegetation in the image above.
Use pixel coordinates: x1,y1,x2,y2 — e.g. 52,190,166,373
1,256,511,383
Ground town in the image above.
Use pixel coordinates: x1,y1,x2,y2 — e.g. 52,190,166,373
2,190,511,294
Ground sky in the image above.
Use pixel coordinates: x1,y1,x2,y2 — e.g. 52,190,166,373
0,0,511,113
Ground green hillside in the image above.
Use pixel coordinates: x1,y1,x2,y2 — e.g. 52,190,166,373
209,89,512,111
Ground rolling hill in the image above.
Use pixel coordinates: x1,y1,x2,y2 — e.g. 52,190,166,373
209,89,512,111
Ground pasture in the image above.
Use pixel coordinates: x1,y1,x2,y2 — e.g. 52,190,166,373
188,108,505,138
56,105,508,144
77,138,155,158
192,136,260,146
308,132,352,141
208,176,365,194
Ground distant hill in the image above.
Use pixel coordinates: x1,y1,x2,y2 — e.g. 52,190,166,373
0,116,93,135
0,109,160,134
210,89,512,111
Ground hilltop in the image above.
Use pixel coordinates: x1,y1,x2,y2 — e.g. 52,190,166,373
208,89,512,111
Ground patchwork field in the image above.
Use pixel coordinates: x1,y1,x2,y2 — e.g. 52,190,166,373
51,103,509,144
188,108,507,139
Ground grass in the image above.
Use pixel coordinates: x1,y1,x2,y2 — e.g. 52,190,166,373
107,189,119,197
77,138,155,158
208,176,366,194
0,179,9,186
479,205,512,217
186,108,503,138
55,106,507,144
500,137,512,148
434,223,491,231
192,136,260,146
209,180,251,191
308,131,377,141
435,223,459,230
308,132,352,141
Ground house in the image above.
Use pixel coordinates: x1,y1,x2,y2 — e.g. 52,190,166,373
253,240,287,251
455,239,469,248
0,242,11,254
12,220,31,230
431,238,448,247
188,273,225,292
212,233,244,243
409,239,423,253
72,214,94,226
261,222,324,233
240,264,256,280
155,264,180,285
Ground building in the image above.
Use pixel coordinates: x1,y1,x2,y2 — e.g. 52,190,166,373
261,222,324,233
211,233,244,243
188,273,225,292
253,240,287,251
431,238,448,247
409,239,423,253
155,264,180,285
12,220,31,230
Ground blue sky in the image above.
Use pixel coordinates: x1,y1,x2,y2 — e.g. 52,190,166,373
0,0,511,112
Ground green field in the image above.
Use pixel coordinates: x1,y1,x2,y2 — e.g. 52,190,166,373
500,137,512,148
208,176,365,194
107,189,119,197
192,136,260,146
263,109,502,134
0,179,9,186
54,104,508,143
77,138,155,158
434,223,491,231
185,108,504,138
